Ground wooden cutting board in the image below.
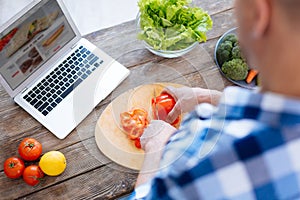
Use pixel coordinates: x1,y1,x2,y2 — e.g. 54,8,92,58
94,82,184,170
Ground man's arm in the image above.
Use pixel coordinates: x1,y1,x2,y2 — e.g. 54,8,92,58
135,120,177,188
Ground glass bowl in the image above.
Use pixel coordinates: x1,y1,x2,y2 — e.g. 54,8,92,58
136,14,198,58
142,40,198,58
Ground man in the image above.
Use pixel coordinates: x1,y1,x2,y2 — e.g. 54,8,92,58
131,0,300,199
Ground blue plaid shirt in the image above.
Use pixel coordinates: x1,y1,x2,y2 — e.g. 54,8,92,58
132,86,300,200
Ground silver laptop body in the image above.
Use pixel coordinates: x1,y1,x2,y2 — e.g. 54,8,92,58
0,0,130,139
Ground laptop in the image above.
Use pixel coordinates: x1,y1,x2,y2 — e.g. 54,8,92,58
0,0,130,139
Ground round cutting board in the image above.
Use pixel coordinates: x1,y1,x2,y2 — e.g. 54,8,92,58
94,82,184,170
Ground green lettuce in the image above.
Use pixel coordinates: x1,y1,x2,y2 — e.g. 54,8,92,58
137,0,213,51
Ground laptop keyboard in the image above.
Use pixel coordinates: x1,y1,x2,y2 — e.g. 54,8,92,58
23,45,104,116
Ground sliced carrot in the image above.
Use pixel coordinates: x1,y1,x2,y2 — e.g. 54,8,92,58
246,69,259,84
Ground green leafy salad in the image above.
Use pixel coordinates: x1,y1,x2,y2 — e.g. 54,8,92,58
137,0,213,51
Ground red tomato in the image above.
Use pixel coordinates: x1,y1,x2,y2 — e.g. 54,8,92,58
18,138,42,161
23,165,44,186
3,157,25,179
120,108,149,140
152,92,180,127
135,138,142,149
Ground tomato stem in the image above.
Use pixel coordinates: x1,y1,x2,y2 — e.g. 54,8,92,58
25,142,35,149
8,161,16,168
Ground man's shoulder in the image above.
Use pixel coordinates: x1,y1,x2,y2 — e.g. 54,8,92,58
163,123,300,199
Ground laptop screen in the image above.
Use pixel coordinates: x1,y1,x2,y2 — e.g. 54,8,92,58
0,0,76,90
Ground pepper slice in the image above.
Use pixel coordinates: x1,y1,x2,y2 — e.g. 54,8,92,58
120,108,149,140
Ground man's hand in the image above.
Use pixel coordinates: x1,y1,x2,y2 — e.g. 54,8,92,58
140,120,177,153
163,86,222,124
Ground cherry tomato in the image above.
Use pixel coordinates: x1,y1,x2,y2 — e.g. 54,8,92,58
134,138,142,149
120,108,149,140
152,92,180,127
23,165,44,186
18,138,42,161
3,157,25,179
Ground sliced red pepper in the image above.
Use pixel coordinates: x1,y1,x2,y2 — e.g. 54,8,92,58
120,108,149,141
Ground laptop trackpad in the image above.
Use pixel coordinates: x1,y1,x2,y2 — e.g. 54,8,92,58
45,60,129,139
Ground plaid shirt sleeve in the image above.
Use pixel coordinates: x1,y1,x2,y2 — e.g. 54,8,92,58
132,86,300,200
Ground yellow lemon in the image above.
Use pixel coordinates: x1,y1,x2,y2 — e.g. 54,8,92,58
39,151,66,176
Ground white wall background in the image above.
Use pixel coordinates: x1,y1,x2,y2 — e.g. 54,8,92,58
0,0,139,35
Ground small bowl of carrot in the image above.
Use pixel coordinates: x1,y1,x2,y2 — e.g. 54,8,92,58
214,27,259,89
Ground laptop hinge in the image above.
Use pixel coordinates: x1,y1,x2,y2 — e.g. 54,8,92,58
71,43,78,49
21,87,28,94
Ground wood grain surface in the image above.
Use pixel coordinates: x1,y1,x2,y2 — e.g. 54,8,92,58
0,0,236,199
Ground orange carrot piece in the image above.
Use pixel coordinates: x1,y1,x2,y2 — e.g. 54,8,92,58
246,69,259,84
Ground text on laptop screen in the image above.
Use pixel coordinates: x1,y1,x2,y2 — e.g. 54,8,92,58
0,0,76,90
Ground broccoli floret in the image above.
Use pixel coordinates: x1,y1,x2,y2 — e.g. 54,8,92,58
223,34,238,46
232,45,247,62
221,58,249,81
222,40,233,51
232,46,242,59
217,49,231,66
217,40,233,65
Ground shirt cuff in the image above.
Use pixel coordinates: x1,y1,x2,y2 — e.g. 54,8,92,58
129,182,151,200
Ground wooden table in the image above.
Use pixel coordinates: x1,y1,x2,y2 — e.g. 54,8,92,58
0,0,236,199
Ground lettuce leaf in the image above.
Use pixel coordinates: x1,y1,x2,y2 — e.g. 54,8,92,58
137,0,213,51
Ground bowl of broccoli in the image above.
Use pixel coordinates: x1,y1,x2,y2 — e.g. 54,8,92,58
214,27,258,89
